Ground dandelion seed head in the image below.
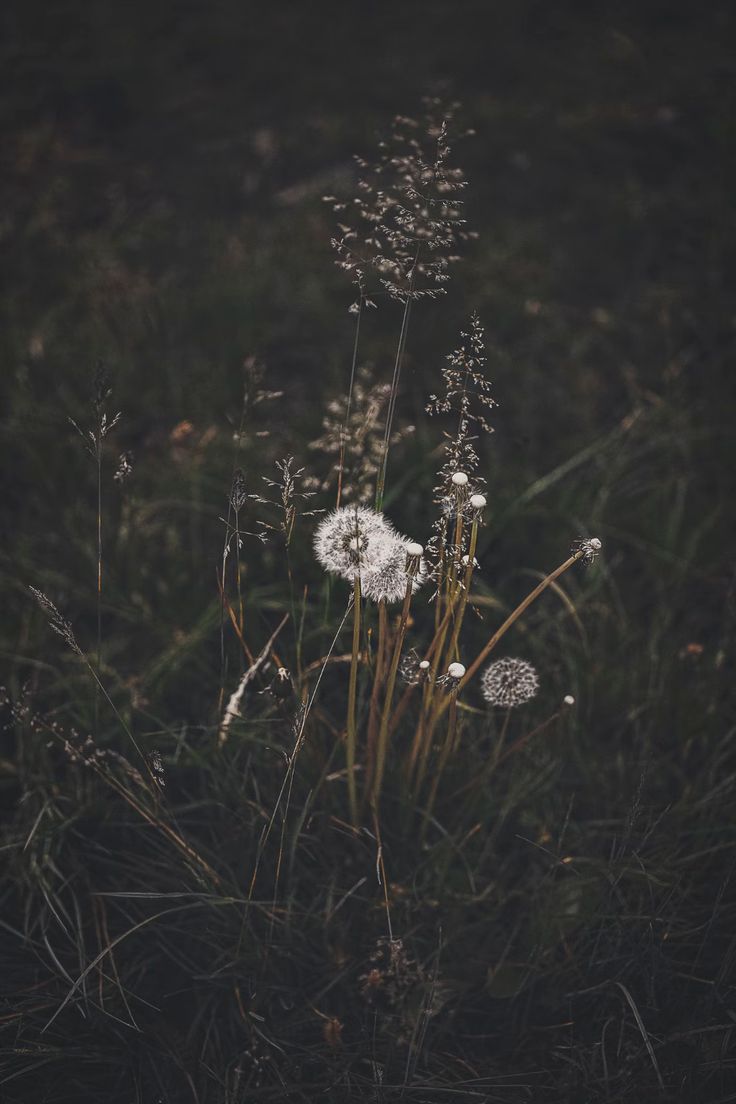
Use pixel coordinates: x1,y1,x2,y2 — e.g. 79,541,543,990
481,657,539,708
447,662,466,679
313,506,396,582
406,542,424,558
469,493,486,509
563,694,575,706
419,660,430,670
361,534,428,603
451,471,468,487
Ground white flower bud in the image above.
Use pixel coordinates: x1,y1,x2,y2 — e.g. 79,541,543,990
451,472,468,487
447,662,466,679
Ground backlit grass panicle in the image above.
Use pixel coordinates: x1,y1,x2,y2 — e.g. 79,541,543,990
325,99,473,307
307,365,414,503
481,657,540,708
28,587,81,656
427,313,496,490
260,456,321,547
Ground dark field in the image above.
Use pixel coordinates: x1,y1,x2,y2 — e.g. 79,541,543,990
2,2,736,1101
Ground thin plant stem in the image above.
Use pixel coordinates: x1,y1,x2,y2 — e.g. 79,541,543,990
375,248,419,511
422,691,459,840
336,293,363,509
346,575,362,825
433,550,585,723
95,436,102,737
372,577,414,807
366,599,388,788
445,515,480,662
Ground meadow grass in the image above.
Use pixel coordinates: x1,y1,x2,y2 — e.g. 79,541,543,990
2,10,736,1100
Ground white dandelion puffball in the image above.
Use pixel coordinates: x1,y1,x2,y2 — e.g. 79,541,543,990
313,506,396,582
406,541,424,558
361,535,428,604
451,471,469,487
481,657,539,708
469,493,487,509
563,694,575,706
447,662,466,679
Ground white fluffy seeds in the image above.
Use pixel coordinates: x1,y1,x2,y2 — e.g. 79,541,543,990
451,472,469,487
481,657,539,708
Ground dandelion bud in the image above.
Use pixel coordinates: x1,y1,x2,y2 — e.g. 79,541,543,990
572,536,603,565
447,662,466,679
469,493,486,509
451,472,468,487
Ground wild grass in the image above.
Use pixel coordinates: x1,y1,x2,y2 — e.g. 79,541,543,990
2,30,736,1104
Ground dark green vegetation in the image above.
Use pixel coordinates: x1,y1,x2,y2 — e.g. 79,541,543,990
2,2,735,1100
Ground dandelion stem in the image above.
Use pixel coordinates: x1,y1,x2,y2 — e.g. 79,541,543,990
422,692,459,840
445,515,480,662
435,550,584,721
366,599,388,787
372,577,413,807
346,578,362,825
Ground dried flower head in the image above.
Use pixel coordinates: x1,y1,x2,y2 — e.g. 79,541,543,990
361,534,428,603
427,314,496,485
313,506,397,582
28,587,81,655
481,657,539,708
572,536,603,565
114,450,133,484
307,364,414,503
399,650,432,686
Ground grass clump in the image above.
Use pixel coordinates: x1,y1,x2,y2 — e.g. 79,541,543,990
2,55,735,1104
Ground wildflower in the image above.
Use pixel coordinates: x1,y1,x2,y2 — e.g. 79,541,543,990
572,536,603,565
481,657,539,708
313,505,396,582
361,534,428,603
400,651,431,685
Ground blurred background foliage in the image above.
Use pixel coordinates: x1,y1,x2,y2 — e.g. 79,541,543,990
1,1,736,1100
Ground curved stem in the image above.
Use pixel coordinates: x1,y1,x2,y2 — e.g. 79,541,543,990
434,551,584,722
